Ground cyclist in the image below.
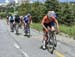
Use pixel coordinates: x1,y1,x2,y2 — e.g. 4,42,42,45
23,13,32,36
19,16,24,28
6,16,9,24
41,11,59,50
9,14,15,32
14,14,21,34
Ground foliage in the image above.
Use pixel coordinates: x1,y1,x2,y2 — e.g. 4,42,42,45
59,3,75,25
30,2,46,22
18,3,31,16
0,12,6,17
59,24,75,37
31,23,75,37
5,0,75,25
31,23,42,31
45,0,59,11
18,2,46,23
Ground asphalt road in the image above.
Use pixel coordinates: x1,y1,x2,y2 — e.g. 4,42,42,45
0,19,75,57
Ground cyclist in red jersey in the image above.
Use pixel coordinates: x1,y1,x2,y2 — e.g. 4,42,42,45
41,11,59,50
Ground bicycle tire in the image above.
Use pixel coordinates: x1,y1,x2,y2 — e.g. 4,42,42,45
47,31,56,54
24,24,31,38
53,35,57,47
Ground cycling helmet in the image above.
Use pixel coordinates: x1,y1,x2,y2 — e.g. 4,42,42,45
47,11,55,19
27,13,31,17
51,11,55,14
47,11,52,18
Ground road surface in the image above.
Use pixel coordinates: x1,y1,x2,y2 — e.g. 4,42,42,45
0,19,75,57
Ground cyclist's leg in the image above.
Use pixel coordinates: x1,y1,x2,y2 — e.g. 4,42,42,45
15,23,17,34
24,23,28,35
24,24,25,33
42,24,48,49
27,23,30,34
10,22,12,31
49,22,57,48
43,31,48,48
19,21,22,29
16,23,18,33
15,23,17,33
49,22,55,31
16,23,19,34
10,21,14,32
12,22,14,31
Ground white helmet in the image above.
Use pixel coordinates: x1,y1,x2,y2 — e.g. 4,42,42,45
47,11,55,18
27,13,31,17
51,11,55,14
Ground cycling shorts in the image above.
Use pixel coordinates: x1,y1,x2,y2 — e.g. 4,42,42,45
10,20,14,23
43,22,55,32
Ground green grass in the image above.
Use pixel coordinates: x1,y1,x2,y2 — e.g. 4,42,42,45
59,25,75,37
31,23,42,31
31,23,75,37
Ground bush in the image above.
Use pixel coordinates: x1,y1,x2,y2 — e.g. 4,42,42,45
0,12,6,18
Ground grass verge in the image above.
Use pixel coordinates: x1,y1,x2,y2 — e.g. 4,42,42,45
59,25,75,37
31,23,75,37
31,23,42,31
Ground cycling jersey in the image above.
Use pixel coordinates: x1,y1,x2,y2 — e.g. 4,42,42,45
24,15,29,23
15,15,20,23
42,15,56,24
9,16,14,20
9,16,14,23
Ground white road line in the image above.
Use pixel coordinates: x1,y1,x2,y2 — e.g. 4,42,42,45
14,43,29,57
21,49,29,57
14,43,20,49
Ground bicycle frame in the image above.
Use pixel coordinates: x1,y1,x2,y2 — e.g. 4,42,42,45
47,30,57,54
24,23,30,37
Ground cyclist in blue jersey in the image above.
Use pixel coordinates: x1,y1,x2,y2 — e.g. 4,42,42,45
23,13,32,36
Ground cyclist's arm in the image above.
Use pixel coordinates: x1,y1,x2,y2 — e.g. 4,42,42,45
13,17,16,24
41,17,48,32
53,17,59,32
19,18,21,24
23,17,25,23
23,18,26,26
30,19,32,24
29,16,32,24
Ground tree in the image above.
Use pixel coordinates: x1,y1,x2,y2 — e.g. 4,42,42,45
59,3,75,25
18,2,46,23
44,0,60,21
18,3,31,15
45,0,59,11
30,2,46,22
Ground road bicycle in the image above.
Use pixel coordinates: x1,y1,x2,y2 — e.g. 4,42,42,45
10,22,14,32
13,22,20,35
47,30,57,54
24,23,30,38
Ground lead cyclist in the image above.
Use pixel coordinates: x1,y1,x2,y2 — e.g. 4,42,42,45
41,11,59,50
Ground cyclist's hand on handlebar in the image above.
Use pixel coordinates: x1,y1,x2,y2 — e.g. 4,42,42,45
56,29,59,34
13,22,15,24
45,29,48,32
